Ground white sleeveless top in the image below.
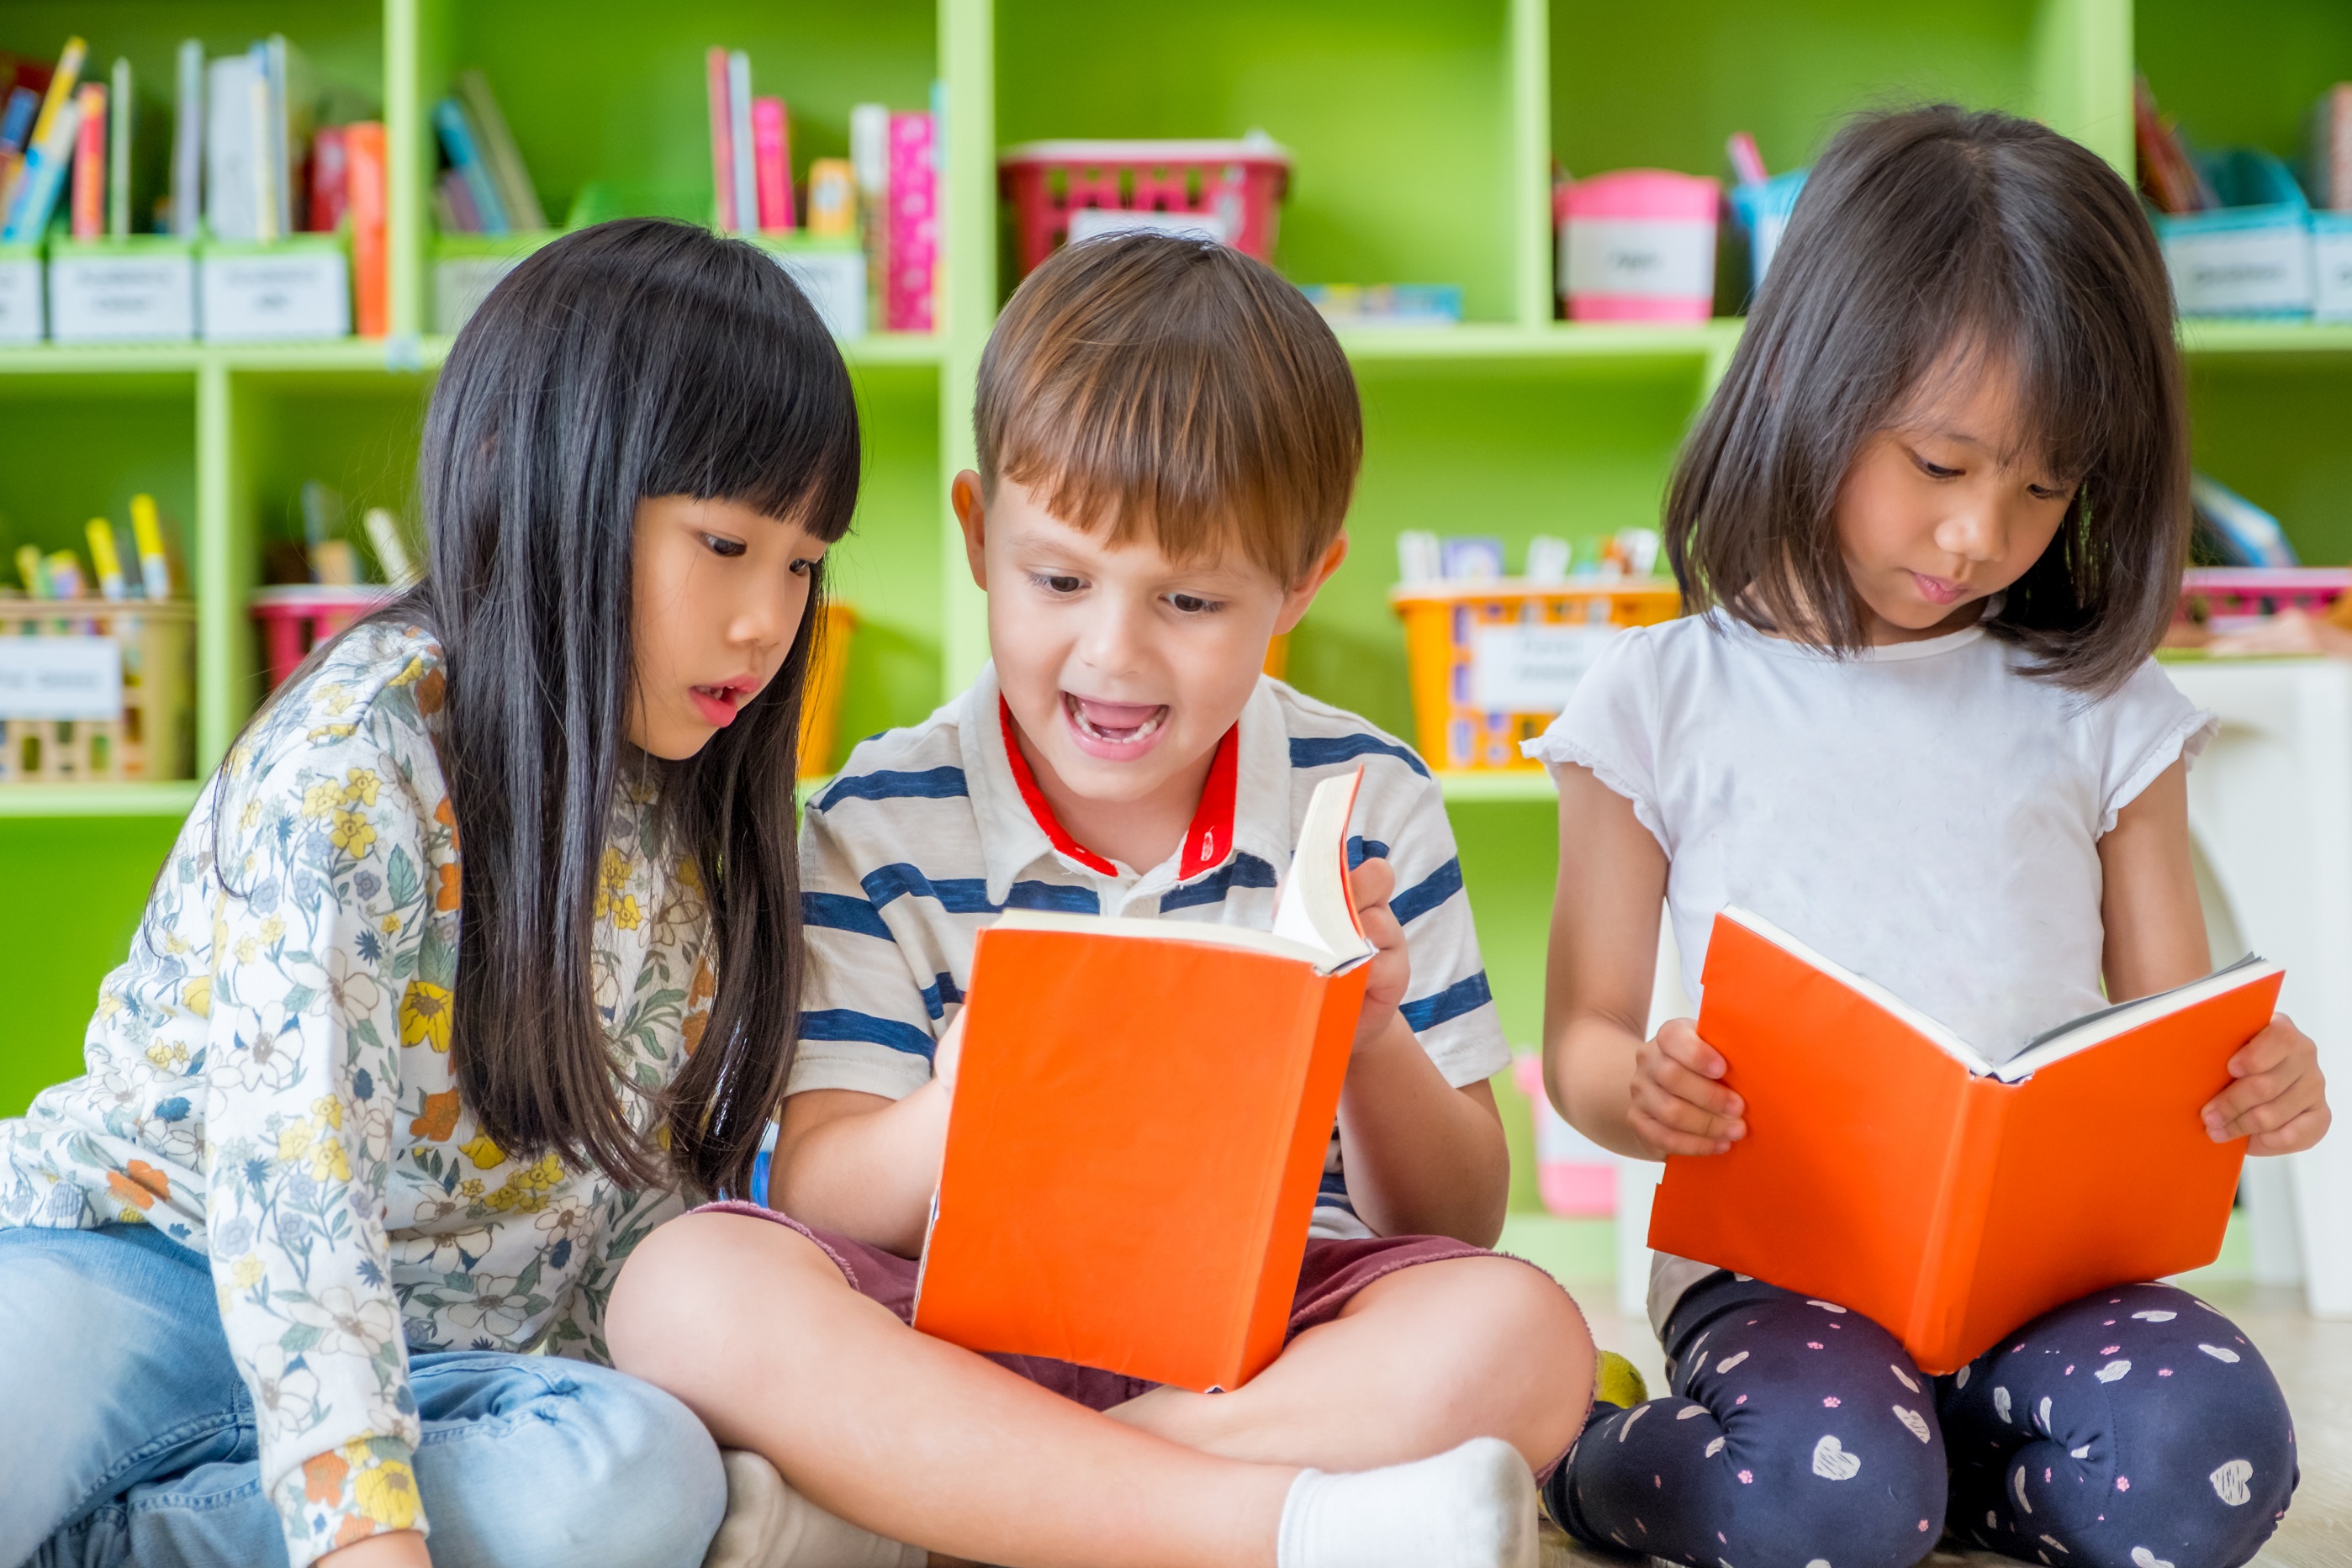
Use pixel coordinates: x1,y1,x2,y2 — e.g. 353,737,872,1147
1526,612,2217,1334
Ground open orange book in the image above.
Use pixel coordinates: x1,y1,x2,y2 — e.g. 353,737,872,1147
1649,908,2285,1374
911,768,1374,1393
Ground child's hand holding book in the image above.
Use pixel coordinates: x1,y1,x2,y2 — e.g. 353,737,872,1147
2202,1011,2331,1154
1628,1017,1746,1159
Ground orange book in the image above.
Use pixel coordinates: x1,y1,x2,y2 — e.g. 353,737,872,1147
912,768,1374,1393
343,123,388,338
1650,908,2284,1375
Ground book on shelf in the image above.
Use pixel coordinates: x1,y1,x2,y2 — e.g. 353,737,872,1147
753,96,794,231
2,35,86,244
433,95,509,237
346,120,388,336
912,767,1375,1394
885,109,937,332
170,40,200,238
1648,906,2286,1375
706,47,737,233
454,69,544,232
68,82,103,240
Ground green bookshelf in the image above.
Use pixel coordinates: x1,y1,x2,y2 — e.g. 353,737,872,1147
3,4,2349,1214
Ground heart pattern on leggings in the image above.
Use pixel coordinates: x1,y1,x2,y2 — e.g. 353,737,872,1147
1891,1405,1931,1443
1811,1434,1861,1480
2211,1459,2254,1507
2132,1549,2175,1568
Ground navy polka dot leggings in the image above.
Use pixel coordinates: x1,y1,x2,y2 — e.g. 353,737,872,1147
1548,1272,2297,1568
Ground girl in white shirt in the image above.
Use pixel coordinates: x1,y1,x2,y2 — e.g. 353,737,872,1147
1534,105,2329,1568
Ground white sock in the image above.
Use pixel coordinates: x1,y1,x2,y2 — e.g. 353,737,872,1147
703,1449,928,1568
1276,1436,1536,1568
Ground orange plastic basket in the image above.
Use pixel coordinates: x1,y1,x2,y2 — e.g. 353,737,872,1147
0,599,195,783
1390,579,1680,771
797,602,856,778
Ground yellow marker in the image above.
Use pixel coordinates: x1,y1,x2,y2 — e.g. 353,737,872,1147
130,493,171,599
85,518,126,599
15,542,45,597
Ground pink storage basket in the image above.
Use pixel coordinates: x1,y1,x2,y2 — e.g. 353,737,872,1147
1000,138,1290,282
1556,169,1722,323
2175,568,2350,632
251,585,396,689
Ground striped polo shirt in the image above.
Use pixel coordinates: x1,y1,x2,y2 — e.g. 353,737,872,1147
790,663,1509,1238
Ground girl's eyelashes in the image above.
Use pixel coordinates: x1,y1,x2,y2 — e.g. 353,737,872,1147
701,532,748,558
790,556,820,576
1911,451,1964,481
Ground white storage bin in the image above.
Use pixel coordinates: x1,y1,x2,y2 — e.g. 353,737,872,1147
201,240,351,342
48,239,197,344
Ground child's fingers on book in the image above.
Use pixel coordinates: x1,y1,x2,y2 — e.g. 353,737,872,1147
1346,856,1396,907
2249,1104,2330,1155
1655,1018,1728,1080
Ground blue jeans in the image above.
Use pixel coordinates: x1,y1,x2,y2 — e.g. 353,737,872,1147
0,1222,727,1568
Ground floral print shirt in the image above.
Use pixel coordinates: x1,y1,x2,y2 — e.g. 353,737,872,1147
0,621,716,1567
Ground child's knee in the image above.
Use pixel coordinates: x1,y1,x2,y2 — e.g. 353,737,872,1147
606,1212,847,1375
1561,1395,1943,1567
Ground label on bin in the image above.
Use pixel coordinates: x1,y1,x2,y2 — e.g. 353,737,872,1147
0,637,124,720
1469,623,1617,712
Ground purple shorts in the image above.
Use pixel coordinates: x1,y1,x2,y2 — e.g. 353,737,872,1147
694,1199,1528,1411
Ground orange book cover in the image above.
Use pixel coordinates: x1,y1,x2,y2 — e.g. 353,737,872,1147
1649,909,2283,1374
912,768,1373,1393
343,122,388,338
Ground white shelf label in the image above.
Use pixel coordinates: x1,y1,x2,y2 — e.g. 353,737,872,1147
0,258,41,344
202,250,351,341
0,637,124,720
1469,623,1618,713
2316,229,2352,323
1066,208,1227,247
50,253,196,343
2165,225,2315,317
1563,219,1716,300
765,248,869,341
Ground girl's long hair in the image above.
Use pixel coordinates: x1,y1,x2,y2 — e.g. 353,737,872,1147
394,218,857,1197
1666,105,2187,695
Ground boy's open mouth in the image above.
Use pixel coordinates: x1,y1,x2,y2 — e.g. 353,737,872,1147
690,678,758,727
1063,692,1169,754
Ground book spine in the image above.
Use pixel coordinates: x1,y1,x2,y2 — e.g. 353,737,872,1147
432,98,506,237
753,96,792,231
171,40,200,238
70,82,103,240
1903,1076,2010,1374
728,51,755,236
107,58,129,237
248,50,276,243
885,110,935,333
345,121,387,336
705,47,734,232
310,125,347,233
849,102,889,325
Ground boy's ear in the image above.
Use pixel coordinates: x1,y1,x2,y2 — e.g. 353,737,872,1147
1273,533,1350,636
952,470,988,589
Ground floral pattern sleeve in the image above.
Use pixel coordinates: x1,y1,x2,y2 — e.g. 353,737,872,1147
202,668,454,1564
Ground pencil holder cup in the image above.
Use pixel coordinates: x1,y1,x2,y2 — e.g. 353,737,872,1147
0,599,194,783
1556,170,1720,322
1729,169,1807,297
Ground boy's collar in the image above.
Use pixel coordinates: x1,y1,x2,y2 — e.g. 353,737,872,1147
961,663,1292,905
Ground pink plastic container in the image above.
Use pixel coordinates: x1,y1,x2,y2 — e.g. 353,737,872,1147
251,586,395,689
1556,170,1722,323
1510,1055,1616,1217
2176,567,2350,633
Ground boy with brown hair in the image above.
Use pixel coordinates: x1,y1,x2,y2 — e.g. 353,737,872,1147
607,234,1594,1568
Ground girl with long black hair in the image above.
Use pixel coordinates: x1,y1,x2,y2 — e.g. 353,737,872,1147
0,217,858,1568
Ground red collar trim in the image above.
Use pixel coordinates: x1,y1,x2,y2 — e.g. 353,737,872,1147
996,697,1241,883
1178,721,1241,881
1000,698,1118,876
